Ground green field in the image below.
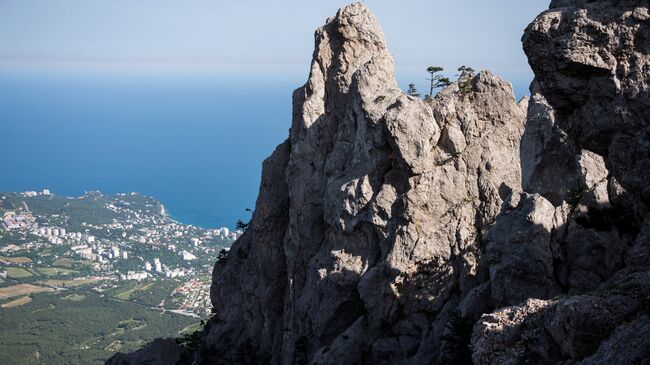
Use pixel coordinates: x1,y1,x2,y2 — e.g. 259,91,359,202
36,267,80,276
37,277,100,288
3,267,33,279
108,280,179,307
0,290,197,365
53,258,76,267
63,293,85,302
54,258,95,268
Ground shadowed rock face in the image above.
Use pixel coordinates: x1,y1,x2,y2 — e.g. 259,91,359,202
472,1,650,364
523,0,650,212
107,2,650,365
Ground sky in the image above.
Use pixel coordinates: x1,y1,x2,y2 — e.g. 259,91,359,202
0,0,550,94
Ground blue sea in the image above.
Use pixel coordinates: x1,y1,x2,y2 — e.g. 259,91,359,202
0,69,301,229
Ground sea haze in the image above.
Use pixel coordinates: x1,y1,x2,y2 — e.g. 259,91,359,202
0,69,298,229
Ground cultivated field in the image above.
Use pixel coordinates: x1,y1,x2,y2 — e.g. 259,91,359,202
37,277,100,288
36,267,79,276
0,256,33,264
1,296,32,308
0,284,54,300
2,267,33,278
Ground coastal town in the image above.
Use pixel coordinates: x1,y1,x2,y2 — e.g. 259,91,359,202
0,189,239,316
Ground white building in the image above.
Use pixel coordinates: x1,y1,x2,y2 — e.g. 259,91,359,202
179,250,196,261
111,246,120,258
121,271,148,281
153,258,162,273
144,261,152,271
42,189,51,195
0,270,7,279
164,268,185,278
48,236,63,244
79,252,95,260
190,238,201,247
121,251,128,259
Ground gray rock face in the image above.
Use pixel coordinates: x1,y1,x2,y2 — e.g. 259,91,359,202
107,2,650,364
200,3,528,364
523,0,650,210
472,1,650,364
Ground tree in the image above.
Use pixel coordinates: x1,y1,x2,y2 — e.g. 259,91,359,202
236,208,253,232
457,65,475,79
216,249,229,264
236,219,249,231
407,83,420,97
456,66,476,98
426,66,452,99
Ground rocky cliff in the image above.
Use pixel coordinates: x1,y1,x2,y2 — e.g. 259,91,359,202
107,1,650,364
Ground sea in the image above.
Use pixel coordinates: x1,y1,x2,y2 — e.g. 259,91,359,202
0,68,531,229
0,69,300,229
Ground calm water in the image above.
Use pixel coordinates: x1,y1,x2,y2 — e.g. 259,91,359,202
0,70,300,228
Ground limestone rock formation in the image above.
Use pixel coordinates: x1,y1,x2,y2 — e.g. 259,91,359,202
107,1,650,364
194,3,529,364
472,1,650,364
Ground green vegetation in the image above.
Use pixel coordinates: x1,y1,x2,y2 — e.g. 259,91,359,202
236,219,249,232
0,290,195,365
107,279,179,307
2,267,33,279
36,267,79,277
216,249,229,264
426,66,452,99
63,293,85,302
457,65,475,98
54,258,75,267
407,83,420,97
37,278,100,288
0,190,231,363
0,256,33,264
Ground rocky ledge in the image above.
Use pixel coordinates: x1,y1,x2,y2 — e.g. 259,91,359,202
107,1,650,364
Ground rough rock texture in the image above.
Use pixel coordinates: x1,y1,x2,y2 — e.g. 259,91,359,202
108,1,650,364
472,1,650,364
523,0,650,215
195,3,528,364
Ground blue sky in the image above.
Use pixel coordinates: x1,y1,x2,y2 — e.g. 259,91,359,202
0,1,549,93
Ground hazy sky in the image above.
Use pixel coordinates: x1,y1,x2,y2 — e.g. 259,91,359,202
0,0,550,92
